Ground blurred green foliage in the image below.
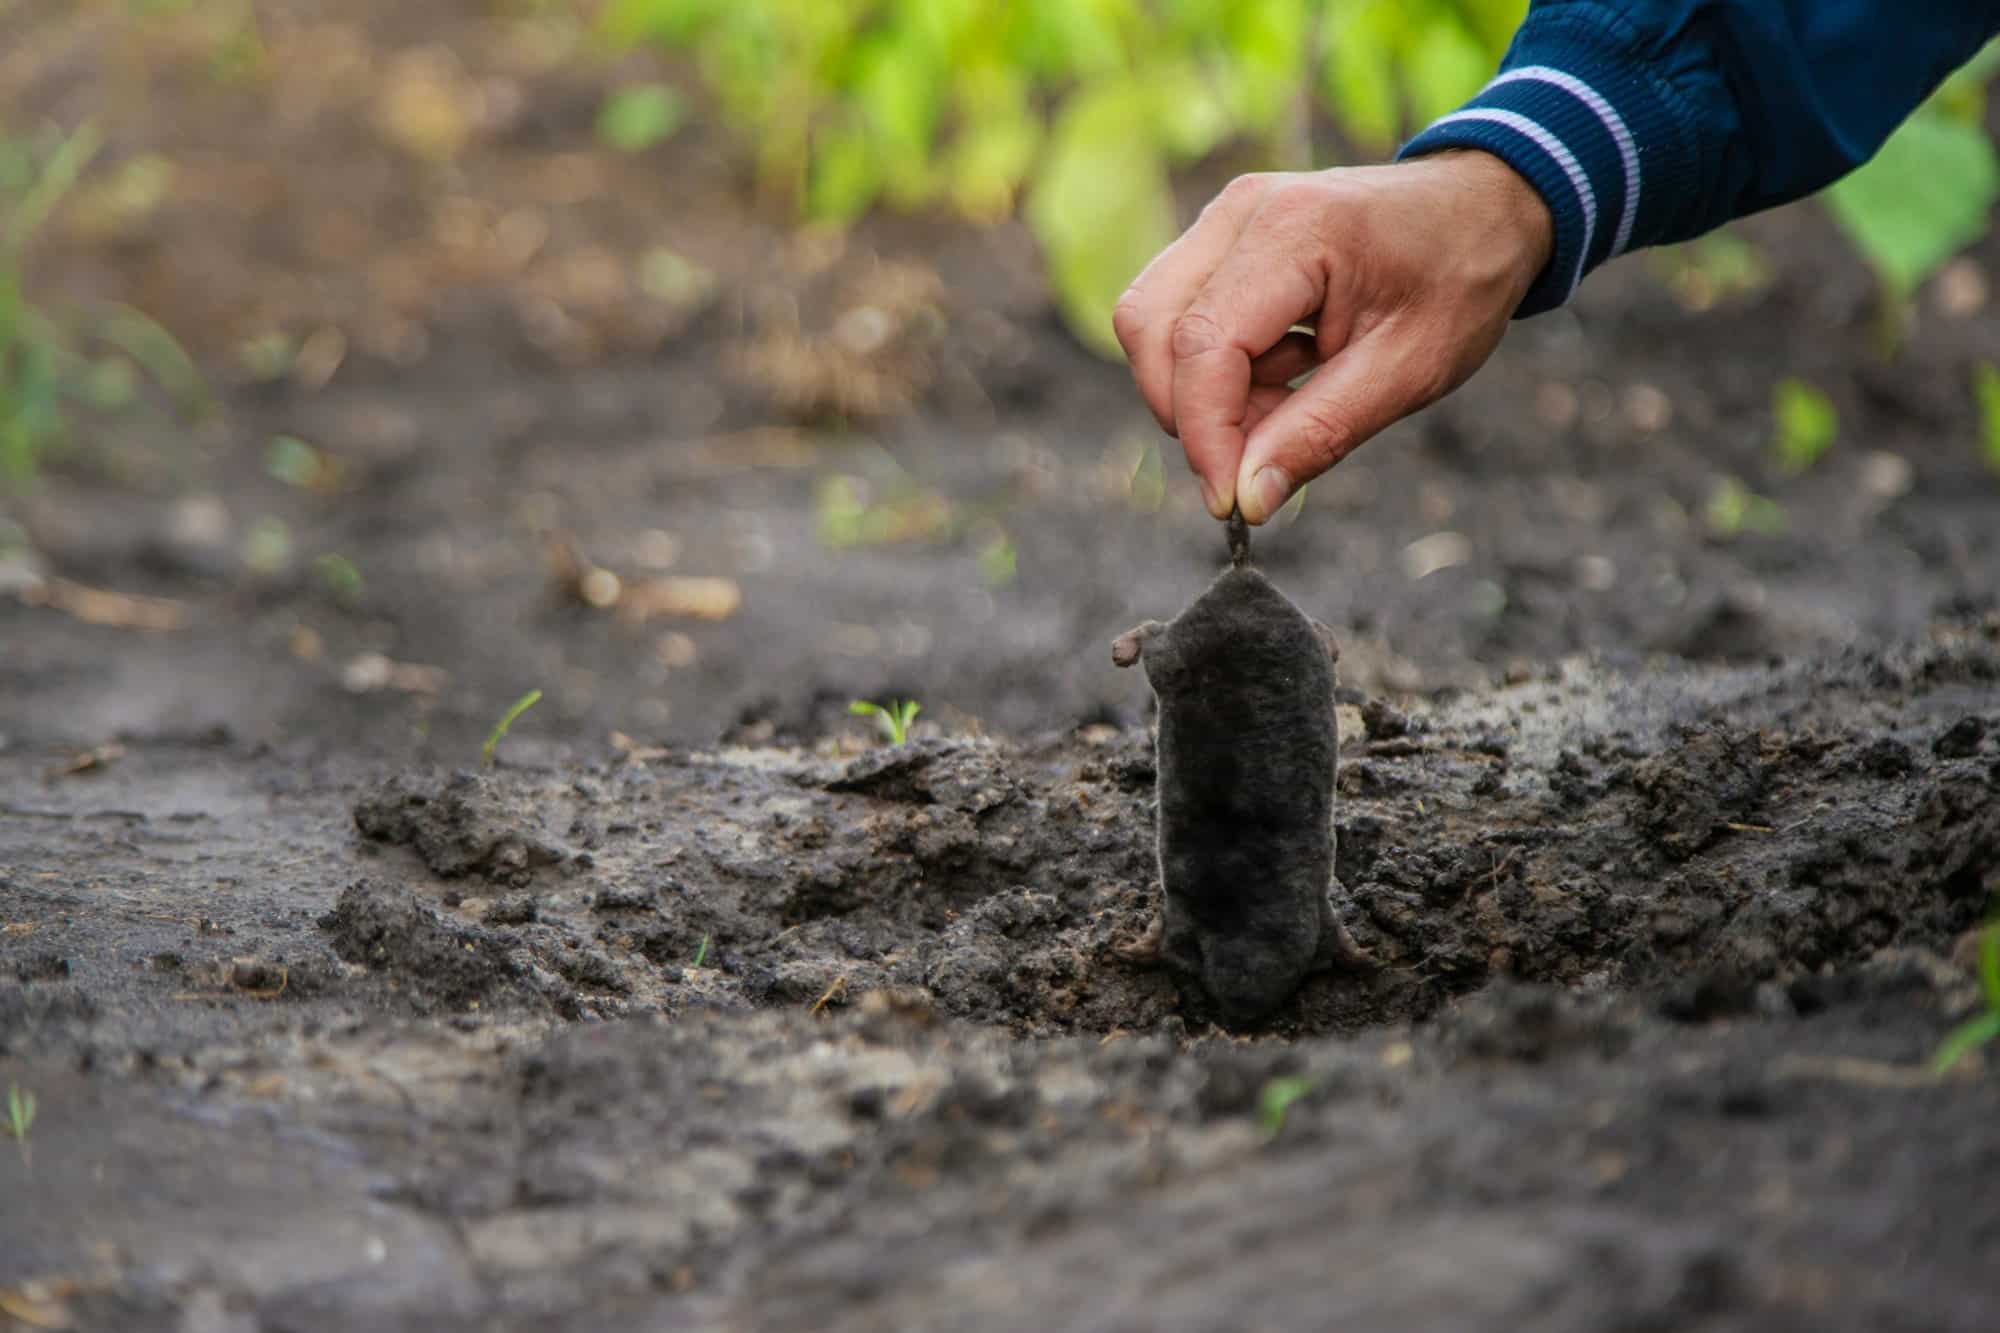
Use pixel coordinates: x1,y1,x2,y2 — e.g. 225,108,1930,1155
1933,921,2000,1075
1770,377,1837,474
1,121,207,487
600,0,1525,352
1826,45,2000,304
1974,361,2000,474
597,85,688,152
604,4,1997,355
1703,477,1787,541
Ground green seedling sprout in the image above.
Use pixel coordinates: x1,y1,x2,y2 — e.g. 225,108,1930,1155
1973,361,2000,474
1771,377,1838,473
849,698,921,745
692,933,711,968
482,689,543,768
1256,1074,1316,1140
6,1082,35,1162
597,85,687,153
1934,923,2000,1074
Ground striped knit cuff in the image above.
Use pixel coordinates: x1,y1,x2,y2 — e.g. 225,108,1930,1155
1396,6,1709,316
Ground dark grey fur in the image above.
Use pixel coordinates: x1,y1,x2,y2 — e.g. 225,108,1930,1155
1112,522,1364,1021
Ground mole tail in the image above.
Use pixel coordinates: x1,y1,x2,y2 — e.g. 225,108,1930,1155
1226,505,1250,569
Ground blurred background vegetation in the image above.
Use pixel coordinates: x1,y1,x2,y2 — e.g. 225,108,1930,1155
1,0,1998,752
601,0,1999,353
3,1,1997,482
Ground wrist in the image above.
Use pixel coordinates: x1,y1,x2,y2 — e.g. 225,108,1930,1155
1406,149,1555,309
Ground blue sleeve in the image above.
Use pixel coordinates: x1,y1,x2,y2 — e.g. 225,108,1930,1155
1396,1,2000,315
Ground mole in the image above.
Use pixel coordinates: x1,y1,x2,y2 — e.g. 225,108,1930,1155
1112,508,1371,1022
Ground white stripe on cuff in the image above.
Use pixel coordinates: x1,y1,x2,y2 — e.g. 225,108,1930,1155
1425,108,1596,300
1487,66,1641,258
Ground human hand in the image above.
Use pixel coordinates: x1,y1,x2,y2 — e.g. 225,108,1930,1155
1112,150,1553,523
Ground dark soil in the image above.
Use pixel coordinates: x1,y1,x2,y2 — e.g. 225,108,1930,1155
4,4,2000,1329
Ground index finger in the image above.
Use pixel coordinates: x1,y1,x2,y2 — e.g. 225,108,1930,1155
1112,176,1271,446
1170,201,1332,518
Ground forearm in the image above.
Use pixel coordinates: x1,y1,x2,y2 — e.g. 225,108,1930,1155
1397,0,2000,315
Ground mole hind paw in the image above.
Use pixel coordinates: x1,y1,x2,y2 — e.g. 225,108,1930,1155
1113,914,1165,963
1318,915,1378,973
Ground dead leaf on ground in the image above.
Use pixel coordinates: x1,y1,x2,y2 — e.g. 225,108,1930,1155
609,731,671,763
45,744,125,781
615,576,742,624
341,652,448,695
18,578,190,631
675,426,822,477
0,1277,81,1330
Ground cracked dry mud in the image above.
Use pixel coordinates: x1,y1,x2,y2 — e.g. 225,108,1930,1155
5,622,1998,1331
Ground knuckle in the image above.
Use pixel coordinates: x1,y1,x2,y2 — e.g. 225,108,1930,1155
1404,352,1459,408
1210,172,1273,216
1111,291,1148,353
1171,308,1232,363
1264,178,1326,218
1291,398,1357,475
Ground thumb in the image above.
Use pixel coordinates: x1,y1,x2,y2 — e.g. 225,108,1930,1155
1233,335,1444,522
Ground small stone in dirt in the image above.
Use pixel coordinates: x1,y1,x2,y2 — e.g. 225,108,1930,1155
1657,972,1758,1024
1360,698,1410,740
592,884,659,913
1633,727,1768,859
1441,983,1635,1063
1859,737,1917,778
13,953,69,983
318,878,550,1014
488,893,540,925
820,739,1019,814
228,957,286,992
352,772,566,884
1933,715,1988,759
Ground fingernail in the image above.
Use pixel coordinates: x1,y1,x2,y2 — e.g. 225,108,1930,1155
1199,478,1228,519
1247,465,1291,523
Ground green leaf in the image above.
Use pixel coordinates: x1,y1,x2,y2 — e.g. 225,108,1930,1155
1256,1074,1316,1138
1218,0,1311,133
806,124,881,223
1826,108,2000,298
1026,77,1177,358
945,112,1042,219
1129,440,1164,512
1402,16,1490,127
482,689,544,768
1935,39,2000,125
97,303,208,418
1322,0,1403,153
1010,0,1127,81
267,435,323,488
1152,59,1235,164
1933,1009,2000,1074
1704,477,1787,539
3,120,101,263
597,85,688,152
1980,923,2000,1009
1973,362,2000,474
977,530,1018,586
313,552,365,605
1771,377,1838,473
1456,0,1531,56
